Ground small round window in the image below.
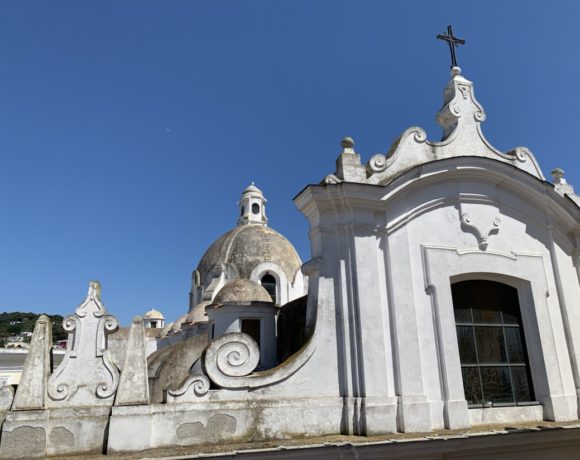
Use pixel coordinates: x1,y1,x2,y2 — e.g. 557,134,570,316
252,203,260,214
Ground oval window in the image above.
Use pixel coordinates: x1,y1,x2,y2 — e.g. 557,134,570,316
252,203,260,214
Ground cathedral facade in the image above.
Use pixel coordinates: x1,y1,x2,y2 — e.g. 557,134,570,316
1,66,580,458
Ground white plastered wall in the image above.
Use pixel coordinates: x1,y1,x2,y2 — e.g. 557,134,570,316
294,157,580,434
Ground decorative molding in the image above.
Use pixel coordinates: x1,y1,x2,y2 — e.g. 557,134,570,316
367,128,427,175
323,173,341,184
166,374,210,402
460,213,501,250
47,281,120,407
204,333,260,389
319,70,546,187
202,331,316,390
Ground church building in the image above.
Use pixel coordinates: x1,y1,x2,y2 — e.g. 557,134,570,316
1,59,580,458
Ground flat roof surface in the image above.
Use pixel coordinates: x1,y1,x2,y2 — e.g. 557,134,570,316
49,420,580,460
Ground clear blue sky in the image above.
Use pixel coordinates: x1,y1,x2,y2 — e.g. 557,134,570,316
0,1,578,325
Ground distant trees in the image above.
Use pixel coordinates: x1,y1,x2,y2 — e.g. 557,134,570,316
0,312,68,344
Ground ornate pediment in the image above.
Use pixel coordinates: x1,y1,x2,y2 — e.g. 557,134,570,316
325,67,545,187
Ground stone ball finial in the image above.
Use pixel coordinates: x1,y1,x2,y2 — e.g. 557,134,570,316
451,66,462,77
341,137,355,150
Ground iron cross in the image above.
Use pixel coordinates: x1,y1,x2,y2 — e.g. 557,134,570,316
437,25,465,68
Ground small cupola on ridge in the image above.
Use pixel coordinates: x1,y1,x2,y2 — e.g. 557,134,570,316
238,182,268,226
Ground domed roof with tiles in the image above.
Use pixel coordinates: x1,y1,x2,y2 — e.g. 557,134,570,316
196,184,302,287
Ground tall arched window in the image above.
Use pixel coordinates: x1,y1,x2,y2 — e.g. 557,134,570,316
452,280,535,407
261,274,277,305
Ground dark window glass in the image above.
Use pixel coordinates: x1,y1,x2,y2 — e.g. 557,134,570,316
474,326,506,363
241,319,261,348
501,287,521,324
452,280,535,407
252,203,260,214
461,367,483,405
505,327,525,363
261,274,277,304
456,326,477,364
454,305,471,323
480,367,513,403
511,367,533,401
240,205,245,216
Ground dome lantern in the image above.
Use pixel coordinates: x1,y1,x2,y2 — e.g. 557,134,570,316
238,182,267,226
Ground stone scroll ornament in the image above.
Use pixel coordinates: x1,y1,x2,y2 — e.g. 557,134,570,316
460,213,501,251
47,281,120,407
203,332,260,390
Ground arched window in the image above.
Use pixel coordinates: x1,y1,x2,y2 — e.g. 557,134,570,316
452,280,535,407
261,274,277,304
252,203,260,214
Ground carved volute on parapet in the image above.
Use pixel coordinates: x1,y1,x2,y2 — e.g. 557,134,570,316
47,281,120,407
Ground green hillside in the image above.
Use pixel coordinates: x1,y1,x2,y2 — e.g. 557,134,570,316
0,312,68,346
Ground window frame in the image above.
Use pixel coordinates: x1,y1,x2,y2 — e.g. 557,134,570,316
452,280,538,408
260,273,278,305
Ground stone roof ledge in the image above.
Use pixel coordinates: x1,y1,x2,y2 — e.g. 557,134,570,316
325,67,545,186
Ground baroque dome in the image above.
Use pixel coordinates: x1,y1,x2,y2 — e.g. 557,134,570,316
196,224,302,286
214,279,273,305
188,183,307,311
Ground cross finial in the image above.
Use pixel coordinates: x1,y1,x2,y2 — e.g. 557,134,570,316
437,25,465,68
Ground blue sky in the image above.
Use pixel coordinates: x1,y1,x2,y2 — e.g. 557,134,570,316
0,1,578,325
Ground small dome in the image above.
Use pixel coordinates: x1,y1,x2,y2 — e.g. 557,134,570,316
214,279,273,305
243,182,262,194
144,309,164,320
186,301,210,324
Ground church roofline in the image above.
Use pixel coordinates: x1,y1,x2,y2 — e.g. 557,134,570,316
321,68,548,189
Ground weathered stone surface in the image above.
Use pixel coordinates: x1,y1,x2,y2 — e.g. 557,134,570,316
115,316,149,406
0,409,48,458
0,383,14,411
0,406,110,458
195,218,304,301
176,414,236,442
47,281,120,408
49,426,74,447
0,425,46,458
147,332,208,403
107,397,343,453
11,315,52,410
